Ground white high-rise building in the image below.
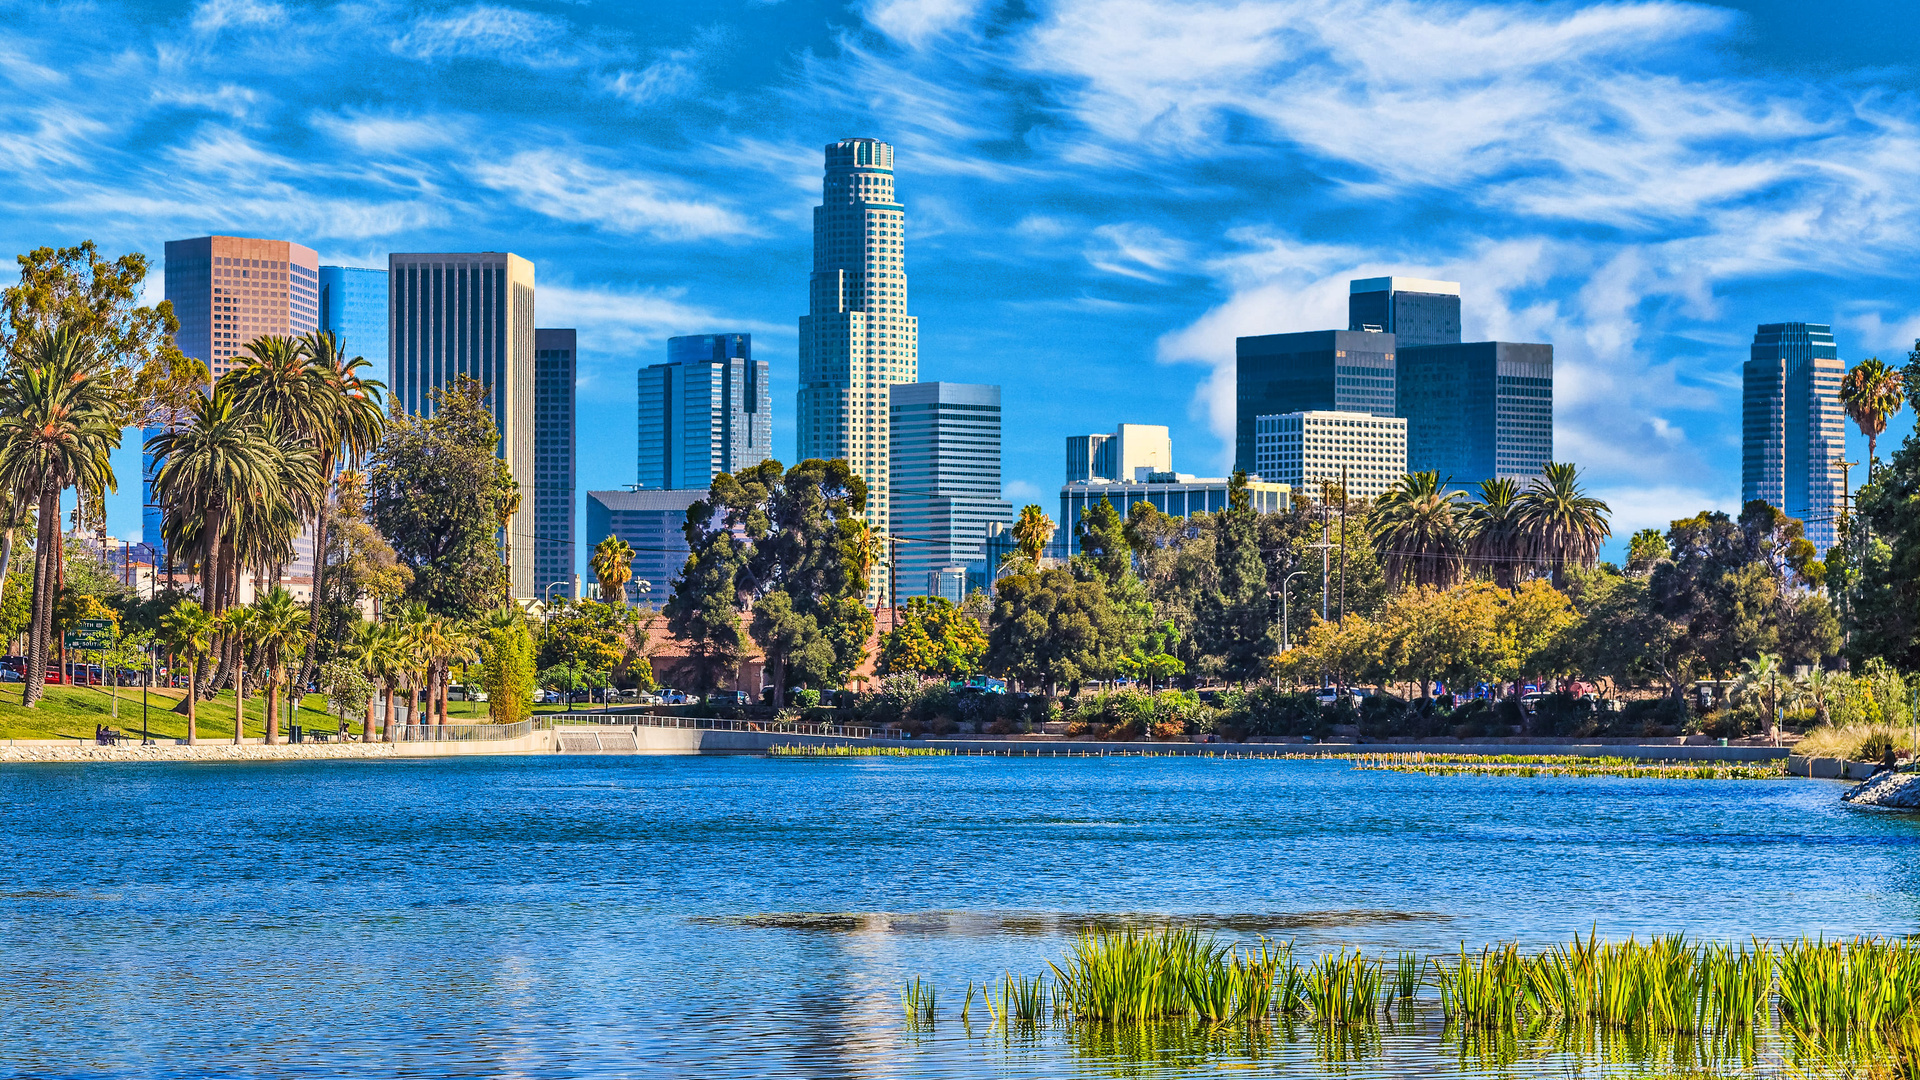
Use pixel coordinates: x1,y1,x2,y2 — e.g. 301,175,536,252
797,138,920,597
1256,410,1407,501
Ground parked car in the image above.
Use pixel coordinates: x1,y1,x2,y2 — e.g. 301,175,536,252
449,685,489,702
658,688,690,705
707,690,750,706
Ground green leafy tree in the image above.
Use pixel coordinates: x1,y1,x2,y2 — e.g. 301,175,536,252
475,606,536,724
1075,498,1132,585
317,659,373,737
985,567,1129,693
1848,427,1920,666
367,376,516,619
97,626,154,722
538,599,649,686
1625,528,1671,576
877,595,989,679
1193,471,1270,684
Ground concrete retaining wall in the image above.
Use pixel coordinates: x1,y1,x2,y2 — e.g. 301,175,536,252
1787,755,1881,780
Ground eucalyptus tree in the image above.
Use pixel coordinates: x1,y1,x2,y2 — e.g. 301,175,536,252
1371,471,1468,590
1516,463,1612,586
157,598,213,744
1466,477,1525,589
0,324,121,706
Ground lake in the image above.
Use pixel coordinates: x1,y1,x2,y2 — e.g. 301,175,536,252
0,755,1914,1077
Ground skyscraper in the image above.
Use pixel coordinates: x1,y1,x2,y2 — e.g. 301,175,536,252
535,328,577,601
318,265,389,366
1348,277,1462,347
797,138,920,593
1234,329,1396,474
888,382,1011,600
636,334,771,490
1255,411,1407,501
1744,323,1845,550
1395,342,1552,487
388,251,537,597
152,235,320,561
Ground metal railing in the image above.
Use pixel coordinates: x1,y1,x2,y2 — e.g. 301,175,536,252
554,712,891,740
387,718,549,742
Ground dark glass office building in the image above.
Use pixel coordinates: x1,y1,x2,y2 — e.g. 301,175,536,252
1395,342,1552,487
1743,323,1843,551
1348,277,1461,347
534,328,576,600
1234,329,1396,474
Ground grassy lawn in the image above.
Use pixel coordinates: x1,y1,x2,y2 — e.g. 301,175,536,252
0,684,630,741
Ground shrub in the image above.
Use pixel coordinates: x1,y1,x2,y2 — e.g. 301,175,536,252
1532,693,1598,737
1151,720,1185,740
1621,697,1688,734
1796,723,1913,761
793,688,822,708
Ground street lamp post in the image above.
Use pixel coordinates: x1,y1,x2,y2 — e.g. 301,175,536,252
1280,571,1309,652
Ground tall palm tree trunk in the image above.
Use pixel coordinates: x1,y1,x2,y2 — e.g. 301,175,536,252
382,679,397,742
185,660,198,745
363,689,376,743
232,667,245,745
22,482,57,708
264,660,280,744
295,454,335,694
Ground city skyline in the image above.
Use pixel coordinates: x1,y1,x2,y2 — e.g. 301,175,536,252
12,0,1920,568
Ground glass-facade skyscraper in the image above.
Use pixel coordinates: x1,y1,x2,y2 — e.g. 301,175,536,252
534,328,577,600
797,138,920,596
636,334,771,491
1396,342,1552,487
1233,329,1396,475
151,235,319,567
1744,323,1844,551
888,382,1011,600
318,265,389,366
387,251,538,597
1348,277,1462,347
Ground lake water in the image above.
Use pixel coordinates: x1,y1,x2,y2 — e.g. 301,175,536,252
0,755,1915,1078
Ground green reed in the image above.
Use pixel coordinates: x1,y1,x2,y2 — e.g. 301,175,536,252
1393,951,1422,1003
902,977,936,1023
1778,937,1920,1044
768,743,951,756
1302,948,1385,1025
1433,943,1527,1028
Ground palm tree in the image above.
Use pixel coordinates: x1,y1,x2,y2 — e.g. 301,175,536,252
364,621,408,743
1012,505,1055,565
1371,471,1468,589
391,604,432,734
590,535,636,605
214,605,256,744
291,330,386,687
0,324,121,706
1840,357,1905,476
250,586,309,745
1465,477,1525,589
1737,652,1783,744
337,619,384,741
1516,462,1612,586
157,599,213,745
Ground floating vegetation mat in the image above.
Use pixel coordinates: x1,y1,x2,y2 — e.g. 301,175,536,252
694,908,1447,936
910,930,1920,1077
1347,752,1788,780
768,743,952,756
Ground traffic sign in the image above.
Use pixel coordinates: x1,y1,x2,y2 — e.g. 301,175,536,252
64,618,114,649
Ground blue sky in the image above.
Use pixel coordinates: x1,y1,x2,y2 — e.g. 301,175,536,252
7,0,1920,571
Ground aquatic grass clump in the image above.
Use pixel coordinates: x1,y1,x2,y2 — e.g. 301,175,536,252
1701,940,1773,1031
1392,952,1422,1004
769,743,951,756
1778,937,1920,1043
1302,949,1385,1025
1046,927,1284,1026
1351,752,1786,780
1433,943,1526,1029
902,977,936,1023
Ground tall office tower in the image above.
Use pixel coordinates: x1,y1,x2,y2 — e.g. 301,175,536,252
636,334,771,490
151,236,320,562
388,251,537,597
797,138,920,596
586,488,707,607
1255,411,1407,501
889,382,1012,600
1395,342,1553,487
1347,276,1462,347
318,265,389,365
1234,329,1396,474
534,329,577,601
1744,323,1845,551
1065,424,1173,482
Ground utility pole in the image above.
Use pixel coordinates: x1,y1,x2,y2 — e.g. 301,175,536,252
1338,465,1348,625
1319,481,1331,624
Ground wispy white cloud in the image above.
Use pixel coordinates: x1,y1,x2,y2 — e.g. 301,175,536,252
391,4,582,68
190,0,288,35
537,282,787,358
469,150,756,239
1084,223,1189,281
606,52,700,105
861,0,988,48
